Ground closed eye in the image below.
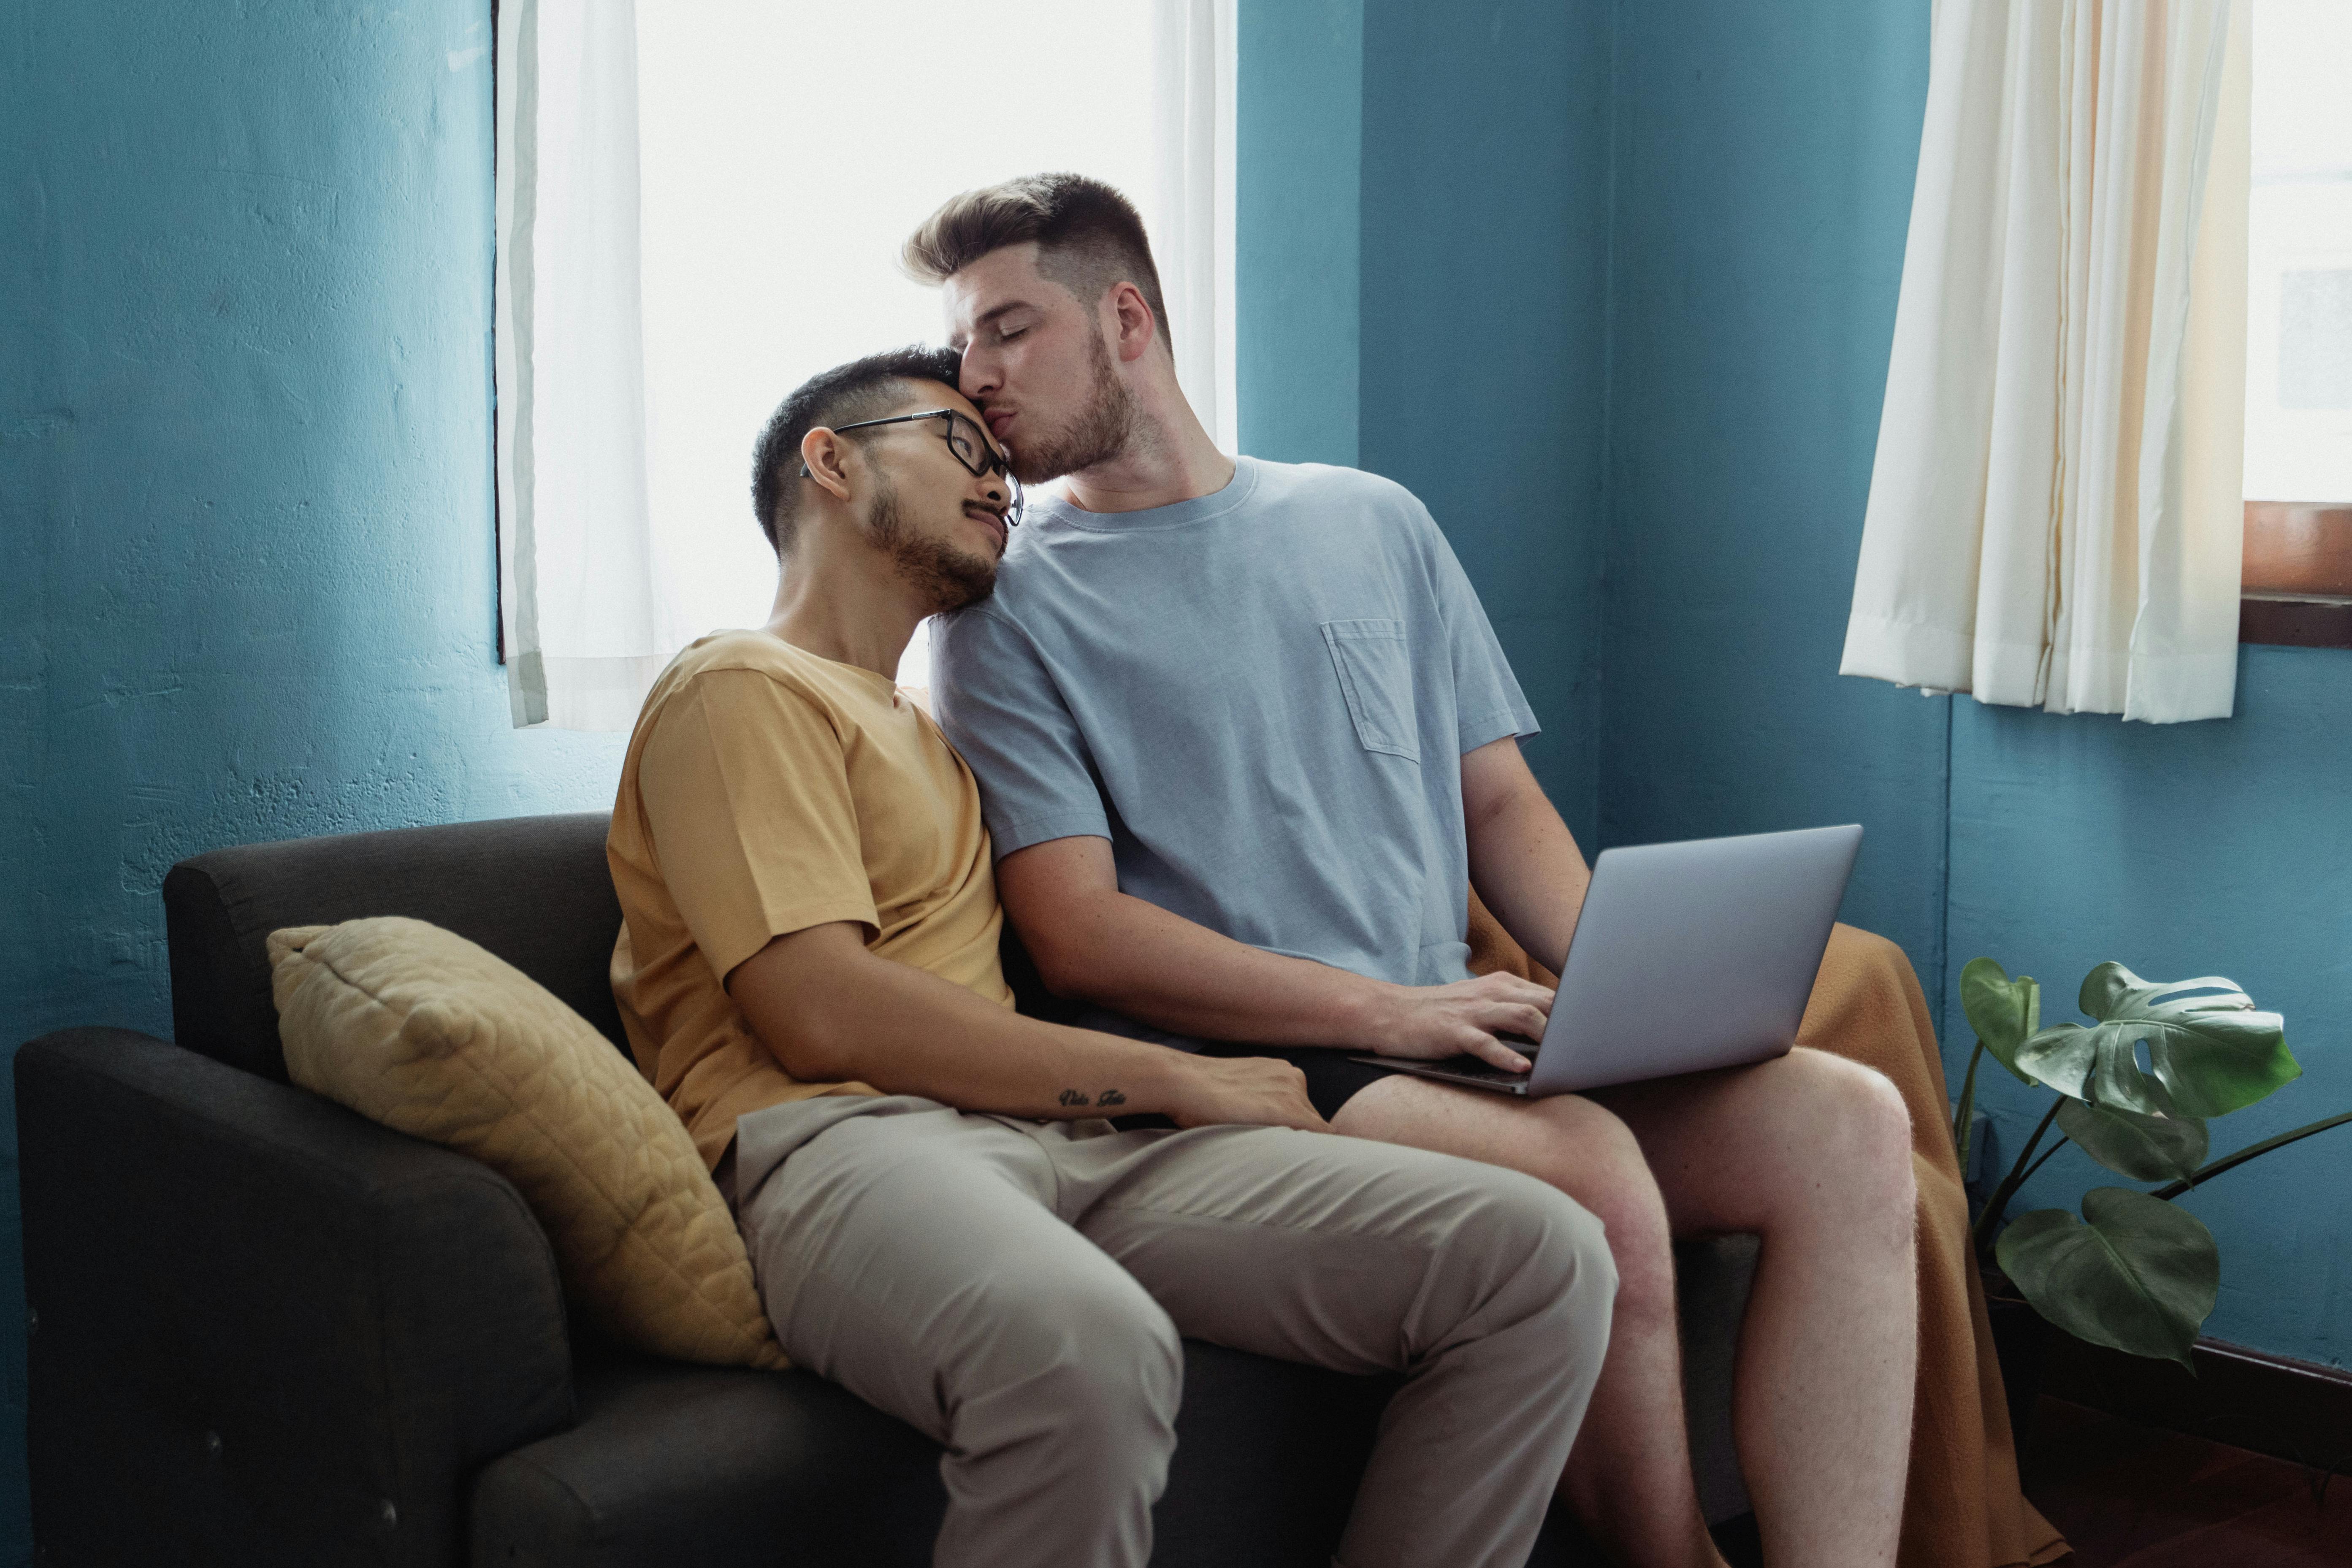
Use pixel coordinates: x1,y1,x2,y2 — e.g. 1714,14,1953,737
998,325,1028,342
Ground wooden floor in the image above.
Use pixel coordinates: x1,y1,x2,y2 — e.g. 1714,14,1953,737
2024,1397,2352,1567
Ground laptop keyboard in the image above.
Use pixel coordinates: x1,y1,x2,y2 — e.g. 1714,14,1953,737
1398,1045,1542,1087
1420,1062,1533,1086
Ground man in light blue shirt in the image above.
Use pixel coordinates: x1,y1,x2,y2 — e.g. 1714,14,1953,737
935,453,1533,998
912,174,1922,1568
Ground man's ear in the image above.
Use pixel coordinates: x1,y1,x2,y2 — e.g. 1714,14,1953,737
1108,282,1158,365
799,427,855,504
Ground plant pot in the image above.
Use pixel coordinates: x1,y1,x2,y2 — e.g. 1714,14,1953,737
1981,1270,2049,1459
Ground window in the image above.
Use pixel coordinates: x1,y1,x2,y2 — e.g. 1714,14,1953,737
496,2,1236,725
2241,0,2352,645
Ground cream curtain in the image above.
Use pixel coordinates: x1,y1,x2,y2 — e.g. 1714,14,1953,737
1843,0,2252,722
496,0,664,730
496,0,1238,731
1154,0,1240,453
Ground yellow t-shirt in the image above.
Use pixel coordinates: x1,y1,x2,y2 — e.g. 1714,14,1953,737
607,629,1014,1169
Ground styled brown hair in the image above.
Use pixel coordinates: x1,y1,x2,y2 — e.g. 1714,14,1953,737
903,174,1171,348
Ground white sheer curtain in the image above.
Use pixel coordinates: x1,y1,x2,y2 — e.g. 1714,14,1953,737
496,0,1237,730
1842,0,2252,722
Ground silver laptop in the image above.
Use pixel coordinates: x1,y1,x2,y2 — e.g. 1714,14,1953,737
1356,825,1863,1097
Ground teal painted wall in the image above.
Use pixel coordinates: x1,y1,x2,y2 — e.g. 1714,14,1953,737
2,3,630,1550
1239,0,2352,1370
1239,0,1612,847
1236,0,1363,471
1600,1,1950,987
1358,0,1613,853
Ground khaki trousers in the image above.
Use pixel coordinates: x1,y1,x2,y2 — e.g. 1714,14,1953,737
731,1096,1614,1568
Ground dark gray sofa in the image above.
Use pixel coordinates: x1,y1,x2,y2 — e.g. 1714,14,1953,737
16,811,1757,1566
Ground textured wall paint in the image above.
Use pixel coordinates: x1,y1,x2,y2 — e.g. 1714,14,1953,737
1600,0,1950,984
1354,0,1613,847
1,3,629,1549
1236,0,1363,470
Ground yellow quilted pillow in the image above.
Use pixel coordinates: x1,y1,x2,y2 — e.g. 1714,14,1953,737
269,917,786,1370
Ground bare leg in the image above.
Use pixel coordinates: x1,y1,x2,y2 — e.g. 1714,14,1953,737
1334,1046,1918,1568
1336,1077,1727,1568
1594,1048,1918,1568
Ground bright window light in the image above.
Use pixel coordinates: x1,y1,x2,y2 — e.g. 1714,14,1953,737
633,2,1160,691
2244,0,2352,502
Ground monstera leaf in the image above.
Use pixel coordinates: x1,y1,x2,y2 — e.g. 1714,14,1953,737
1959,958,2041,1084
2054,1098,2207,1182
2012,965,2295,1118
1995,1188,2219,1367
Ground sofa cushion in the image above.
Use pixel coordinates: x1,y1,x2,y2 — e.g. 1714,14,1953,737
469,1344,1405,1568
468,1243,1766,1567
166,812,628,1082
160,811,1061,1083
270,916,784,1370
469,1354,947,1568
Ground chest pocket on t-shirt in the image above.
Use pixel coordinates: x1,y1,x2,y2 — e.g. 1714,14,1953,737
1320,619,1421,763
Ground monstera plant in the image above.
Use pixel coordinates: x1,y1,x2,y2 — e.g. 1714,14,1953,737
1955,958,2351,1368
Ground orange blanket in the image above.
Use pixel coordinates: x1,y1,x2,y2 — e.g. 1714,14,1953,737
1466,901,2067,1568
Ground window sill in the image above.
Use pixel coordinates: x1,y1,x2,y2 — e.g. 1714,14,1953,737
2241,503,2351,648
2240,592,2352,649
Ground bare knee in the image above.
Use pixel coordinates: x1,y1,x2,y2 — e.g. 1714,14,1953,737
1799,1051,1912,1166
1530,1099,1676,1324
1783,1050,1917,1240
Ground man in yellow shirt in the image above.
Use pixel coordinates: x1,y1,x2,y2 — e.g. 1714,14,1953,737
605,345,1618,1568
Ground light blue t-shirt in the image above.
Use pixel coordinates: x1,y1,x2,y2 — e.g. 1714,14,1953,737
932,455,1537,992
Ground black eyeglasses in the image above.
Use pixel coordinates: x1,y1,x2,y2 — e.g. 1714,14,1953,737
802,408,1024,527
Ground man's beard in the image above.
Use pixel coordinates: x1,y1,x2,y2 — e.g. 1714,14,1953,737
1004,324,1138,485
867,478,997,615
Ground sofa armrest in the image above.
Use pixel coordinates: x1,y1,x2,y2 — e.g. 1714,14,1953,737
16,1027,575,1568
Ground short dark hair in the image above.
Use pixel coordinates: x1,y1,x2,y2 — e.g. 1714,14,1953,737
903,173,1170,348
748,345,964,552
